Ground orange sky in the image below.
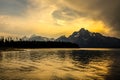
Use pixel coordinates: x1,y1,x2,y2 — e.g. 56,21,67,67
0,0,119,38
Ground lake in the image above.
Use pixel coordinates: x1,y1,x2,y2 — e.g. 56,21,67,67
0,48,120,80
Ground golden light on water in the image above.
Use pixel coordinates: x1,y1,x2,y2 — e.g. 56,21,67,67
0,49,114,80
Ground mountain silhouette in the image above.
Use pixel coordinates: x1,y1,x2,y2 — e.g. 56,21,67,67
10,28,120,48
56,28,120,48
56,35,69,42
21,34,54,41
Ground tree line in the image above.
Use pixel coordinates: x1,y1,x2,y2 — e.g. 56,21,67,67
0,37,79,48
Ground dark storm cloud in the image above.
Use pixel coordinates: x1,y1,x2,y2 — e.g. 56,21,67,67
67,0,120,36
0,0,29,16
52,7,77,20
52,7,87,21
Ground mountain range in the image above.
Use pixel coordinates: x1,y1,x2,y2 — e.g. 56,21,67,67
21,28,120,48
21,34,54,41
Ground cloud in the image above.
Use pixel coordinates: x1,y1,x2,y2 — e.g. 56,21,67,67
0,0,29,16
52,7,80,21
0,0,57,36
0,0,120,38
58,0,120,37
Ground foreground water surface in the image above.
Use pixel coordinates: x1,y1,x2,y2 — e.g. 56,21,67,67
0,48,120,80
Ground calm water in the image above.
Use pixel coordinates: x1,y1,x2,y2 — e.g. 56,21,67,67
0,48,120,80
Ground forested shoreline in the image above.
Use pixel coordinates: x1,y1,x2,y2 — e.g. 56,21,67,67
0,38,79,48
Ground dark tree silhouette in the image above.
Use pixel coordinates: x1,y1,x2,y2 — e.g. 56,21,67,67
0,37,79,48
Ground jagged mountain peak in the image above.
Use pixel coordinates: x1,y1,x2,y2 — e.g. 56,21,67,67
79,28,91,36
70,28,104,38
79,28,87,32
69,28,92,39
56,28,120,47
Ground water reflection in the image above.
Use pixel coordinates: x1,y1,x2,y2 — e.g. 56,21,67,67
0,49,120,80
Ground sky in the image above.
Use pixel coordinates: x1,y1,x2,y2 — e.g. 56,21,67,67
0,0,120,38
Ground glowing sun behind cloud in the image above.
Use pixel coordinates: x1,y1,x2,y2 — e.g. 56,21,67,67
0,0,119,38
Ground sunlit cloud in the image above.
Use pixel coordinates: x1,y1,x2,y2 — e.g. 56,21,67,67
0,0,119,38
